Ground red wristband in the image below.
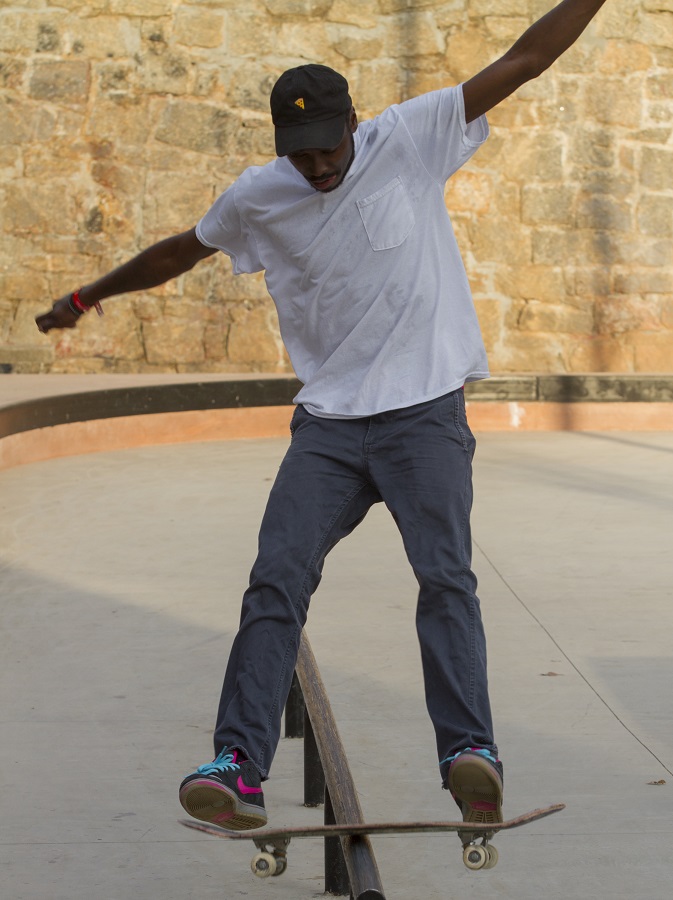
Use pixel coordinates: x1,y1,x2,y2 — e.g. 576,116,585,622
72,289,104,317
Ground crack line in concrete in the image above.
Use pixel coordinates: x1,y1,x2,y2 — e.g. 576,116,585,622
475,540,673,778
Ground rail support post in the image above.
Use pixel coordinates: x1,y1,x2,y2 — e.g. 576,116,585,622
285,671,305,739
324,787,351,896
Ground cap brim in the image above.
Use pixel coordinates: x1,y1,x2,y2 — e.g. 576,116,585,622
275,113,347,156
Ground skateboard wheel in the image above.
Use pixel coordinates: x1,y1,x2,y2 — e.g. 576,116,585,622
251,851,277,878
463,843,488,870
272,856,287,877
484,845,499,869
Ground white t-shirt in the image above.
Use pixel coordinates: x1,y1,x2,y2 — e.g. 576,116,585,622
196,85,489,418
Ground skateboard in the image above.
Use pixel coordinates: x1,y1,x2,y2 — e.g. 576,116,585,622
180,802,565,877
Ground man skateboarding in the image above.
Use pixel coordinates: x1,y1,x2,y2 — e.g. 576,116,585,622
37,0,610,836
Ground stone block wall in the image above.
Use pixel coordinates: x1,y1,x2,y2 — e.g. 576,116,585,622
0,0,672,374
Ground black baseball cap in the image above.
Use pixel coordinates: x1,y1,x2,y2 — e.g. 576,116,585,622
270,64,352,157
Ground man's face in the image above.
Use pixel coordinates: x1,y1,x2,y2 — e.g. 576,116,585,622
286,109,357,193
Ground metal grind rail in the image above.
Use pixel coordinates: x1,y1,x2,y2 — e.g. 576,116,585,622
285,632,386,900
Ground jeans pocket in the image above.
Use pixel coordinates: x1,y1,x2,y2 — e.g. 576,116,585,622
290,403,305,437
453,389,475,453
437,389,473,453
289,405,302,437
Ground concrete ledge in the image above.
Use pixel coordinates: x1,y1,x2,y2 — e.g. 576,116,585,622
0,407,295,470
0,374,301,469
463,375,673,434
0,377,301,439
464,374,673,402
1,373,672,470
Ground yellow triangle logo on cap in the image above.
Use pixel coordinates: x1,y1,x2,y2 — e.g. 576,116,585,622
295,98,305,110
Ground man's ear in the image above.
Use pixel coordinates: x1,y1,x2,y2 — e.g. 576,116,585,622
349,107,358,133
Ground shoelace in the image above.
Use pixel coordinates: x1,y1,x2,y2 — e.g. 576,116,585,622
442,747,500,766
195,748,240,776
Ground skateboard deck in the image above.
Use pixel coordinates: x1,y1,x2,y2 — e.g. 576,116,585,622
180,802,565,876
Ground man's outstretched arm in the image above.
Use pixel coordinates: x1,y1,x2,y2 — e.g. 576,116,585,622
36,227,217,334
462,0,608,123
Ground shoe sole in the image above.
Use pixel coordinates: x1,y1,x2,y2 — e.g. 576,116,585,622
179,779,267,831
447,755,503,844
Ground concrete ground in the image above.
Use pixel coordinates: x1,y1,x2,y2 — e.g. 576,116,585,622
1,430,672,899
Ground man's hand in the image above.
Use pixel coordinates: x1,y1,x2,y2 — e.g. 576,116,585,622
34,228,217,336
36,295,80,334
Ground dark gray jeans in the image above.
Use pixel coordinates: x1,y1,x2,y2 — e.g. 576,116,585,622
213,389,497,781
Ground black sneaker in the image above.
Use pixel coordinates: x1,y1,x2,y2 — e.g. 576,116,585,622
179,748,267,830
444,748,504,844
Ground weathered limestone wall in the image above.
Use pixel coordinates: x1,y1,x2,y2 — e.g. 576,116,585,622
1,0,672,374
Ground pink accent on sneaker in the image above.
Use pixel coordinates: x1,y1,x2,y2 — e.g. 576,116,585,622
471,801,497,812
212,810,235,823
237,776,263,795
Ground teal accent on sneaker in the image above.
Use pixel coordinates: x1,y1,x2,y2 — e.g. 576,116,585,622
442,747,500,767
193,748,241,778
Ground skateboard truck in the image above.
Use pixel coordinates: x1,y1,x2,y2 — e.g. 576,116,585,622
458,822,499,870
461,837,499,870
250,836,290,878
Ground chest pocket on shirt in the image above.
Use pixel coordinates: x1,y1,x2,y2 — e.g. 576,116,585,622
356,176,415,251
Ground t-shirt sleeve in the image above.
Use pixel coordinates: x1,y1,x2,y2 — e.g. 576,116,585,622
395,85,488,185
195,180,264,275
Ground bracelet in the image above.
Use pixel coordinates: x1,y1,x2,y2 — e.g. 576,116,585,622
68,296,84,318
71,289,104,317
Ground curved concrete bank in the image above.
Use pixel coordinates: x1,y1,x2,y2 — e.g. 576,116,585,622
0,374,298,470
1,373,672,470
